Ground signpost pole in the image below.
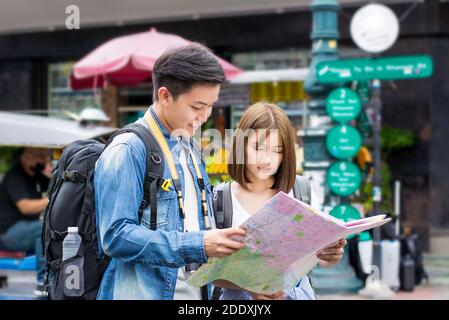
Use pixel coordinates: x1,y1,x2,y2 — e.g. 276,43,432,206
346,2,400,299
304,0,365,295
357,78,395,299
371,78,383,279
311,1,434,299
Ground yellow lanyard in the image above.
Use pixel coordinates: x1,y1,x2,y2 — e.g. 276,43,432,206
144,110,211,230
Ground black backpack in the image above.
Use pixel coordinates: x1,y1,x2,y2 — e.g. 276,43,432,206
41,123,166,300
401,233,429,286
210,175,312,299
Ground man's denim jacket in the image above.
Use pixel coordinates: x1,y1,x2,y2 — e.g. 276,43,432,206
95,106,214,299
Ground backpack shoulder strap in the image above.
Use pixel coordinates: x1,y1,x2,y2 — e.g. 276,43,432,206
212,182,233,229
105,123,162,177
293,175,311,205
105,123,164,227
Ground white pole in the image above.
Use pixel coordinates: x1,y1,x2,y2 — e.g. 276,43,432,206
394,180,401,236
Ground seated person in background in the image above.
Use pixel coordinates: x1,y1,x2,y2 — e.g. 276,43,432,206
0,147,52,296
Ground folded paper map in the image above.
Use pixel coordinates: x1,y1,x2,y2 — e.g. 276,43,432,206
187,191,391,294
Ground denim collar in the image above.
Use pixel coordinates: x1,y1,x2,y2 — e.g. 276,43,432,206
149,104,172,141
149,105,193,152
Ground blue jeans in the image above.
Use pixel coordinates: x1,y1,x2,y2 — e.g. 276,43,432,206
0,220,45,283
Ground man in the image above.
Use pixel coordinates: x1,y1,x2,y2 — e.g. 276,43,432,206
94,43,246,300
0,147,51,296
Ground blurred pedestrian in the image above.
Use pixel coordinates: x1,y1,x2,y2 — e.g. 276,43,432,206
0,147,52,296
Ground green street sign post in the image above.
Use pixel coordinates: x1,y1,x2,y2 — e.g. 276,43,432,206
326,161,362,196
326,125,362,159
330,204,361,221
355,80,371,104
330,204,362,240
316,55,433,83
326,87,362,122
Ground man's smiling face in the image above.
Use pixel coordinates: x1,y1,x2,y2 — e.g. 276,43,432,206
158,84,220,138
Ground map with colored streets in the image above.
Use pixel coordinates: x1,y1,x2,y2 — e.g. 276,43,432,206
187,192,390,294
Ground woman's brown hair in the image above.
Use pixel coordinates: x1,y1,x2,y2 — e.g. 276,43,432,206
228,102,297,193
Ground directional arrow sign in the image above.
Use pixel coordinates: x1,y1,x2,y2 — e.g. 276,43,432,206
317,55,433,83
376,56,433,80
317,59,375,83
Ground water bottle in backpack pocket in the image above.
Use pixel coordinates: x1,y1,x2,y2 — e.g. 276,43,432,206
61,227,84,297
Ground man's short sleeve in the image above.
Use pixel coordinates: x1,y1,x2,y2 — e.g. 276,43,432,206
36,173,50,193
5,169,31,204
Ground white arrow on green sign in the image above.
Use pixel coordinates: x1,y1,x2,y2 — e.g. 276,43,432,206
317,55,433,83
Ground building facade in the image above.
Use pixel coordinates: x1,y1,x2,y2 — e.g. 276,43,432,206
0,0,448,250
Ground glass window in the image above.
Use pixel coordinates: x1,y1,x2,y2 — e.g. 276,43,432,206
47,62,97,119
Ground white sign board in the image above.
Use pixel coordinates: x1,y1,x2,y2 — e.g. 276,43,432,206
350,4,399,53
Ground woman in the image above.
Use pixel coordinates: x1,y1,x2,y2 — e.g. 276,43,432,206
214,102,346,300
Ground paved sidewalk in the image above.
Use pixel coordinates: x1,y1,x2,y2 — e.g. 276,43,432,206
0,270,42,300
318,254,449,300
1,254,448,300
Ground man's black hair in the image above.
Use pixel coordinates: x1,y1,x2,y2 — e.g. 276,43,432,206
152,43,226,101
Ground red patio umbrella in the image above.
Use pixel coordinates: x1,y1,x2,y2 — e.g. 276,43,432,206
70,28,242,90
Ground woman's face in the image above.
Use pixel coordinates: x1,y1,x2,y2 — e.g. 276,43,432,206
245,130,283,183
